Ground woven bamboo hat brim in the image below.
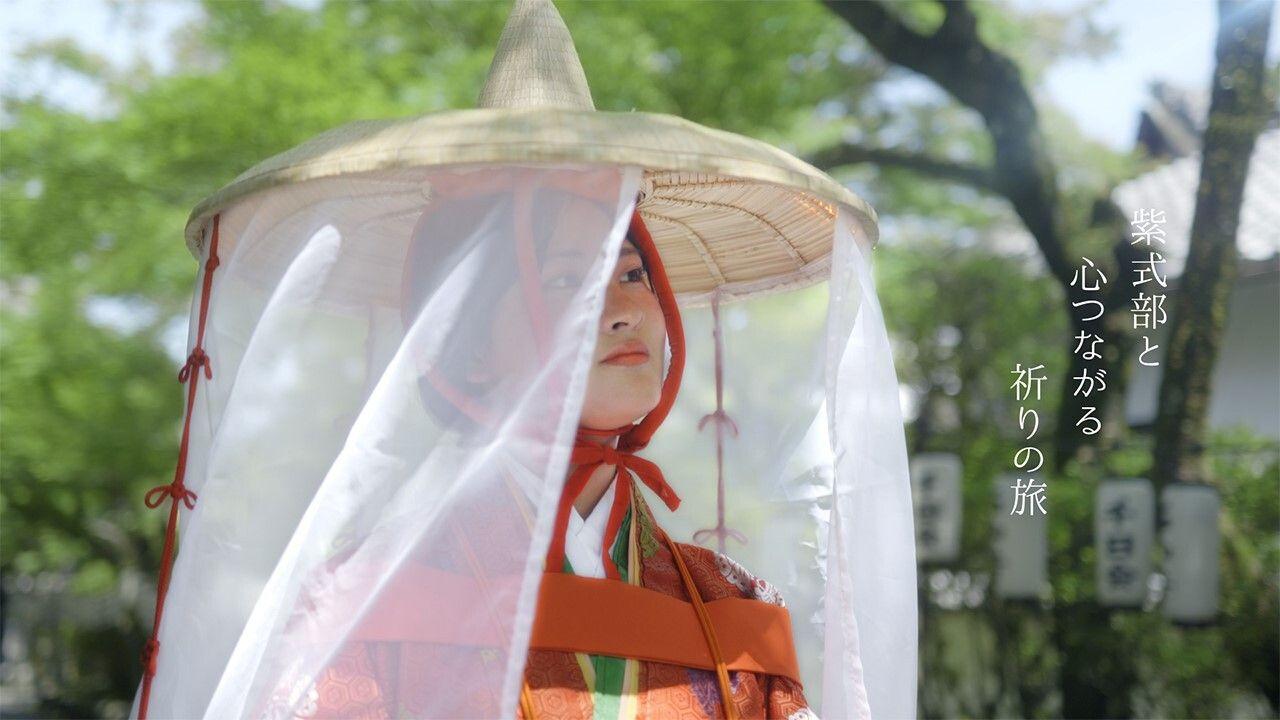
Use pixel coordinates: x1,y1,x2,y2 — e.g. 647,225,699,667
184,0,878,306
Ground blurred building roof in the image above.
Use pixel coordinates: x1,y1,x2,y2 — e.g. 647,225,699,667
1134,81,1209,160
1118,84,1279,441
1112,80,1279,279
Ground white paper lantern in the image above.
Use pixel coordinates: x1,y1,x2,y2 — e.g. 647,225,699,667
911,453,963,563
1161,483,1221,624
993,474,1048,600
1095,478,1154,607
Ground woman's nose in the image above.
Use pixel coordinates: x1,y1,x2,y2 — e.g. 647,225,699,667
602,286,643,331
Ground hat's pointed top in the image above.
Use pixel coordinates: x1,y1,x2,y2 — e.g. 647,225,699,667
477,0,595,111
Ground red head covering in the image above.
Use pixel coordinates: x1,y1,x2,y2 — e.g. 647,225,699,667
403,175,684,579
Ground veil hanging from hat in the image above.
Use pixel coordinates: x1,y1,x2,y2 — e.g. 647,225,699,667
131,164,646,719
131,162,916,720
644,199,917,720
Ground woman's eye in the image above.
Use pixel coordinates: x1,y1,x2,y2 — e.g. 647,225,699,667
623,268,648,284
545,274,580,290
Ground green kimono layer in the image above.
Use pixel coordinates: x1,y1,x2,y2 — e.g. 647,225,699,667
561,502,633,720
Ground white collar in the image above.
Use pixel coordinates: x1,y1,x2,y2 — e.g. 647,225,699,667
497,449,622,579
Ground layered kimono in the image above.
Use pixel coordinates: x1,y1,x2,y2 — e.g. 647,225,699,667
287,456,817,720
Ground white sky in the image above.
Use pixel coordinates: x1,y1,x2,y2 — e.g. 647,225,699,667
1017,0,1278,148
2,0,1277,147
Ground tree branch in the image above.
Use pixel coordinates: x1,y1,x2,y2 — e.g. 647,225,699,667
807,142,999,192
822,0,1074,291
938,0,980,42
822,0,1124,478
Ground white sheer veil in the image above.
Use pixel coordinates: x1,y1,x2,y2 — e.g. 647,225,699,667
131,162,917,720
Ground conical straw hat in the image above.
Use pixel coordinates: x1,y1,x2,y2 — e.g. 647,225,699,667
184,0,878,305
476,0,595,111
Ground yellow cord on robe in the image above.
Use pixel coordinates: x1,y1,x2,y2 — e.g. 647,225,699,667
662,529,740,720
520,680,538,720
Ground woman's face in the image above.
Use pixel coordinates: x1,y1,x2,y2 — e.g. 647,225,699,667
475,199,666,430
579,239,666,429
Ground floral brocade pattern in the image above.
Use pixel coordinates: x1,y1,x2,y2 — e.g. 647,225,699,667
715,552,786,608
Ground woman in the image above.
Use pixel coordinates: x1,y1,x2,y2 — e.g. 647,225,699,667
290,186,815,720
135,3,918,714
512,218,816,720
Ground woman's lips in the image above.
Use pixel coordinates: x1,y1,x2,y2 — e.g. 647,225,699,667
602,351,649,366
602,341,650,365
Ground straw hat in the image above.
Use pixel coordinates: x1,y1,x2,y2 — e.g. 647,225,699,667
184,0,878,306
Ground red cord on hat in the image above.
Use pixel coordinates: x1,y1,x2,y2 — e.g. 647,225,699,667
137,214,222,720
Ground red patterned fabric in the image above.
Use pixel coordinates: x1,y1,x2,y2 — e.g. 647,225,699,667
293,478,816,719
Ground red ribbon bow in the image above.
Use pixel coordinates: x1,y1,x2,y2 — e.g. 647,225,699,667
144,482,198,510
177,348,212,383
571,440,680,512
544,432,681,575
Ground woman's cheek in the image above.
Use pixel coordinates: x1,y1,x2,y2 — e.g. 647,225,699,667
489,294,540,377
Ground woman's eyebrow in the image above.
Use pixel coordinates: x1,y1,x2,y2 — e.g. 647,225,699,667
546,246,640,260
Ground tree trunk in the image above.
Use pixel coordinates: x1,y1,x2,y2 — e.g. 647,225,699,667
1151,0,1275,486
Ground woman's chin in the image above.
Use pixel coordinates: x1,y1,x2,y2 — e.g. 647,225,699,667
580,396,661,429
581,411,640,429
